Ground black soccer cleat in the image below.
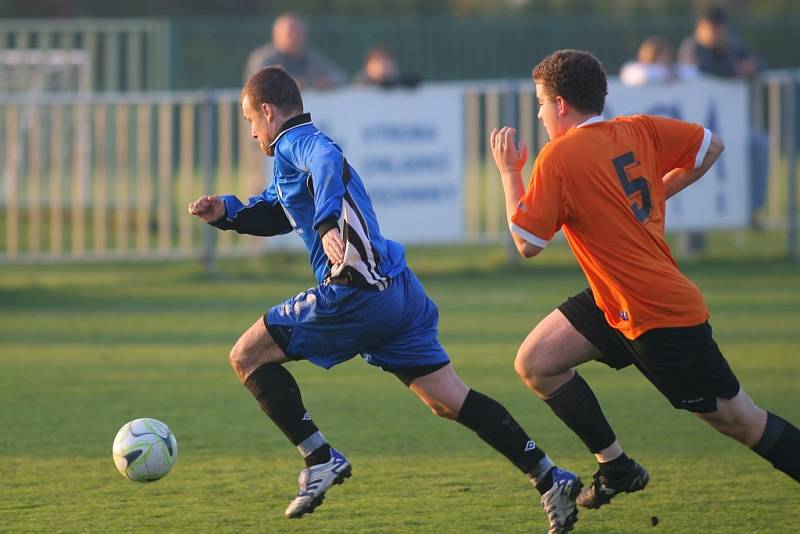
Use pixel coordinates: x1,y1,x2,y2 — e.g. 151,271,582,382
576,458,649,509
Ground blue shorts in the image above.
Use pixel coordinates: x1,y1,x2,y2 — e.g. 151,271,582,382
265,267,450,370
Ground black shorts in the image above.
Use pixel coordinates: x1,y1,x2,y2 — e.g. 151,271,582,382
558,288,741,413
382,361,450,387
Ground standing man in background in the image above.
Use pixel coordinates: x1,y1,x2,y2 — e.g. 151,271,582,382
678,4,768,228
678,5,760,79
244,11,347,90
491,49,799,511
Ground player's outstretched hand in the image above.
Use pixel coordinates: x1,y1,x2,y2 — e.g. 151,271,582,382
322,227,345,265
187,195,225,223
490,127,528,176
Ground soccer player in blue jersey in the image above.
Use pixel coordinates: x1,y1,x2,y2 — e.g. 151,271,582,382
188,66,581,533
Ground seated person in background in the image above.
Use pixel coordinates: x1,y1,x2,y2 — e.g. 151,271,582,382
620,37,698,86
244,11,347,90
678,5,760,79
352,46,420,88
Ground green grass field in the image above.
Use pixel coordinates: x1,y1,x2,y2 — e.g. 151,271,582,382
1,233,799,533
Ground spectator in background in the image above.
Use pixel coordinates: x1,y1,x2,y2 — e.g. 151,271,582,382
620,37,698,86
352,46,420,88
679,5,768,229
244,11,347,90
678,5,760,79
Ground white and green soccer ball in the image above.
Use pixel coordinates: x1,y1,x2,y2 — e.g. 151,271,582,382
112,418,177,482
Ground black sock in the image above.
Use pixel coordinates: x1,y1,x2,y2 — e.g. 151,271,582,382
534,470,555,494
598,452,633,478
543,372,616,453
457,389,552,485
753,412,800,483
304,443,332,468
243,363,320,446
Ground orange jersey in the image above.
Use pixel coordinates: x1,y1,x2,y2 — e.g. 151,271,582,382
511,115,712,339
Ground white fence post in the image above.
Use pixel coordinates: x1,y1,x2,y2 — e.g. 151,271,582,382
787,73,798,261
200,92,217,274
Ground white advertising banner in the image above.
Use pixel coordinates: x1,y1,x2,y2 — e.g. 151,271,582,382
266,85,464,249
606,78,750,231
263,79,748,253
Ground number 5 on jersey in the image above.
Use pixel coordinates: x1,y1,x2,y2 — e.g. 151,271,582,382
612,151,652,223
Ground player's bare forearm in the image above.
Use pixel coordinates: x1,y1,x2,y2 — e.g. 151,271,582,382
663,168,696,200
491,127,540,258
499,175,542,258
663,133,725,199
500,171,525,224
491,126,528,216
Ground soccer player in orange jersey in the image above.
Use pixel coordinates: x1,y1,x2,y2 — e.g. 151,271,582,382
491,49,800,509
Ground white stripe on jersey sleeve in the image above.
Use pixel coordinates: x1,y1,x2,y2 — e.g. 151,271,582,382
510,223,550,248
694,128,712,169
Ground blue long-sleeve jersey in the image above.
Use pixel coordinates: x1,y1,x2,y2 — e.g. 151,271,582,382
212,113,406,289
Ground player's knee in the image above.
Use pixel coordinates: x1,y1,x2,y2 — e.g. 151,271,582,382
514,347,543,383
228,341,250,376
515,352,568,399
426,399,458,420
228,345,242,371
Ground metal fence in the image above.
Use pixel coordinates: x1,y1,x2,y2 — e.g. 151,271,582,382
0,18,170,92
755,69,800,259
1,73,798,265
0,90,265,264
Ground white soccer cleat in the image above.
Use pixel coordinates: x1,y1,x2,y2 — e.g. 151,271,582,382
539,467,582,534
284,448,352,518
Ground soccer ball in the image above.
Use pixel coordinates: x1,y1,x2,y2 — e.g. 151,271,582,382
112,418,178,482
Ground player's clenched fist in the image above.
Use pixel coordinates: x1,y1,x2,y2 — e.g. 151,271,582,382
187,195,225,223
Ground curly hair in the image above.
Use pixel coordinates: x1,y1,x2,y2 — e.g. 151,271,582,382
532,50,607,115
241,65,303,114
